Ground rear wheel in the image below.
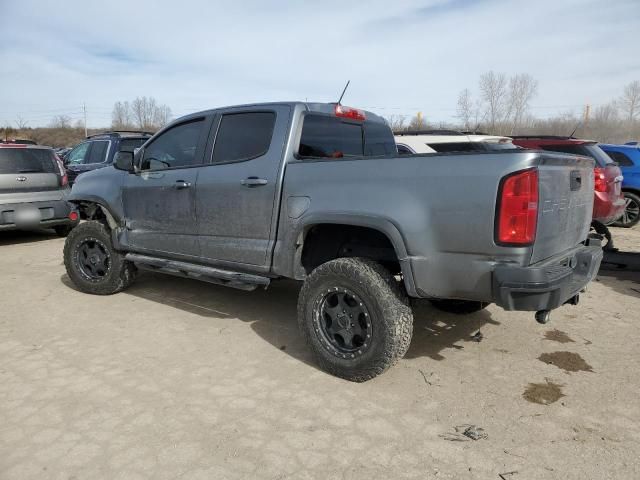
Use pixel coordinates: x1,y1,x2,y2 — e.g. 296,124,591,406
63,220,136,295
612,192,640,228
298,257,413,382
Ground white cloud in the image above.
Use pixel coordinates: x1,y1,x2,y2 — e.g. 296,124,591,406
1,0,638,127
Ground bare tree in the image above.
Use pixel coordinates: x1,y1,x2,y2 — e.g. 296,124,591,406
478,71,508,134
112,101,134,129
619,80,640,122
385,114,406,132
507,74,538,134
588,101,621,143
153,104,172,128
15,115,28,130
130,96,172,130
456,89,474,130
49,115,72,129
407,112,427,131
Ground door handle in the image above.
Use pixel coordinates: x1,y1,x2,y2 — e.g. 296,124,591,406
241,177,268,187
173,180,191,189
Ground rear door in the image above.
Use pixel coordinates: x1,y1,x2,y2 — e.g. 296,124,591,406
121,116,211,258
531,154,595,263
196,105,290,266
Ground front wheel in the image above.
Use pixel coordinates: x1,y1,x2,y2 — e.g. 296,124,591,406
298,258,413,382
612,191,640,228
63,220,137,295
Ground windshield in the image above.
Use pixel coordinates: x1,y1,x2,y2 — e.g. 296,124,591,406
0,148,57,174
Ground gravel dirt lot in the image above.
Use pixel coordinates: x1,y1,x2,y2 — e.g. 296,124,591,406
1,227,639,480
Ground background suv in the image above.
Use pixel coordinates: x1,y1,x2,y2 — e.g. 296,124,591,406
0,143,78,235
511,136,625,246
599,142,640,228
395,130,514,154
64,131,151,184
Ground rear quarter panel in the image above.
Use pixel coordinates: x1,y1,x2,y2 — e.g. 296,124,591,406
275,151,544,299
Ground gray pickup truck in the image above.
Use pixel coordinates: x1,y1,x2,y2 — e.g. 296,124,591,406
63,102,602,381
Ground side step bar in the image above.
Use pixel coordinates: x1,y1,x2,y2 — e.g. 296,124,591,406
125,253,271,291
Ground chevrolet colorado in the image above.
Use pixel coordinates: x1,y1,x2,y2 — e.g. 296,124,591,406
63,102,602,381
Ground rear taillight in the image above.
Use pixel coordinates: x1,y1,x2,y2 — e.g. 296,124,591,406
334,104,366,121
496,168,538,246
54,154,68,187
594,167,607,192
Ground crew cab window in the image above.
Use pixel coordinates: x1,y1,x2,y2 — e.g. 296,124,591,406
298,115,396,159
87,140,109,164
141,119,204,171
212,112,276,163
66,142,91,165
605,151,634,167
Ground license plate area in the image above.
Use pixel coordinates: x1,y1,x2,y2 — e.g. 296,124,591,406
14,205,42,227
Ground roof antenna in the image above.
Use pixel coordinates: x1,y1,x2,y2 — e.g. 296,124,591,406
569,122,581,138
337,80,350,105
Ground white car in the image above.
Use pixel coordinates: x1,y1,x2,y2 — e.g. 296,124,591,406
395,130,515,154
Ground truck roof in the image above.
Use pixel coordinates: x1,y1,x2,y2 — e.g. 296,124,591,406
179,101,388,124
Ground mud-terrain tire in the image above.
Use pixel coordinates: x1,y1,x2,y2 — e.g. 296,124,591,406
63,220,136,295
298,257,413,382
429,299,489,315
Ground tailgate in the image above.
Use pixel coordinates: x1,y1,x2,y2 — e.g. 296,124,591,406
530,154,595,264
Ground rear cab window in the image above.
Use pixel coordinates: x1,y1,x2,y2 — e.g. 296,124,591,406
298,114,396,159
0,148,57,174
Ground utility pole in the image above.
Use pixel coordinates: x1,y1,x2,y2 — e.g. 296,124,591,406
82,102,87,137
583,104,591,125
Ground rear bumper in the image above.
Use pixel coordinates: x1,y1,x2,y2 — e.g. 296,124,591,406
493,240,602,311
0,199,78,231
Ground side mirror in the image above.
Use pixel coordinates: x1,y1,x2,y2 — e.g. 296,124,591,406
114,151,134,171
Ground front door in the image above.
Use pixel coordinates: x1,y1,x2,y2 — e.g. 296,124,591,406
196,106,291,266
121,116,211,258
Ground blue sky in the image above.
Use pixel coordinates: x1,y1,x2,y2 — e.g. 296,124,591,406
1,0,639,127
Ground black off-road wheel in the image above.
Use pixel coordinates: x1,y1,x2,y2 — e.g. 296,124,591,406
298,257,413,382
63,220,137,295
429,299,489,315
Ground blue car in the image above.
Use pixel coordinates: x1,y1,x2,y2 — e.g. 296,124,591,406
600,142,640,227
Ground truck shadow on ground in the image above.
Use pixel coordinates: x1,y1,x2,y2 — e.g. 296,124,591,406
0,229,58,246
61,271,500,369
595,266,640,299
